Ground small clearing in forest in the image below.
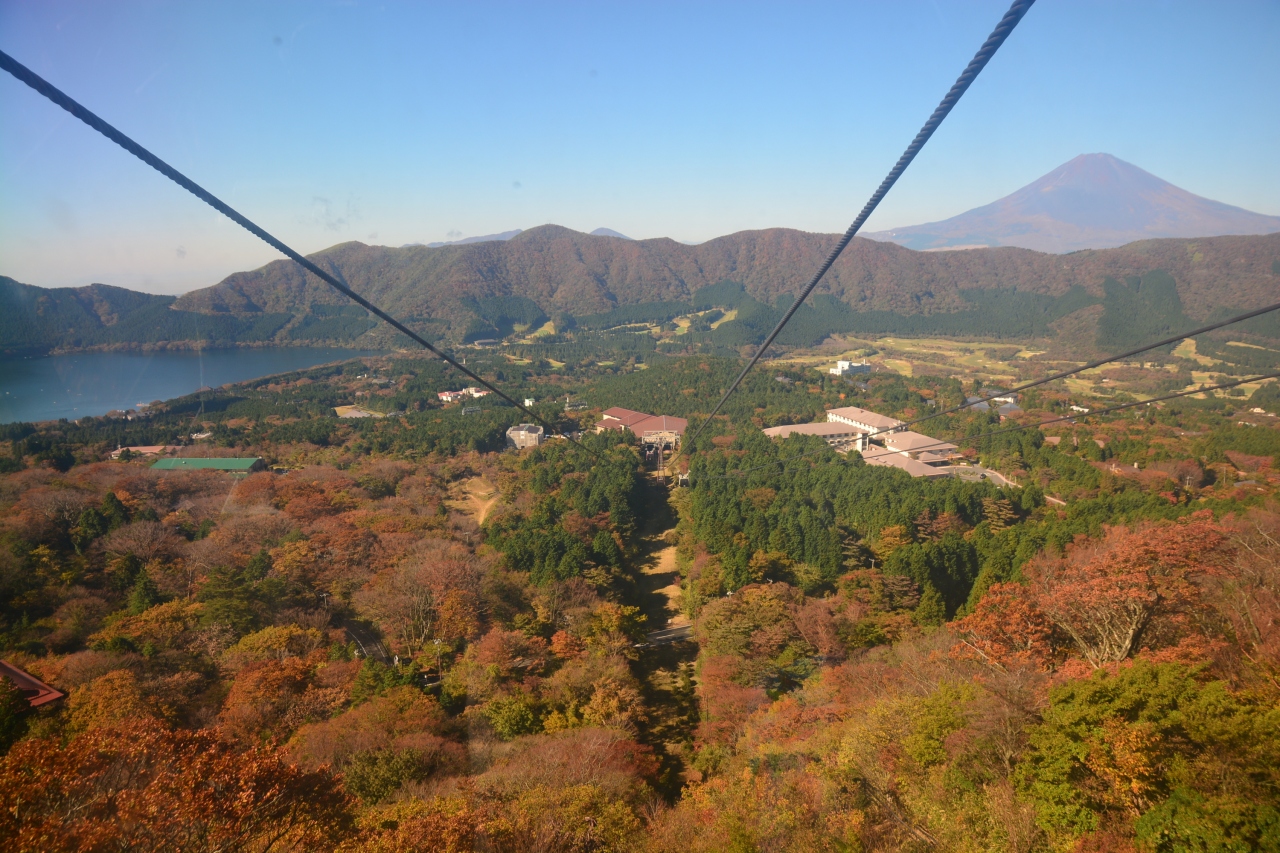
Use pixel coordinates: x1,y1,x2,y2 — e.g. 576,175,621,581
449,476,500,524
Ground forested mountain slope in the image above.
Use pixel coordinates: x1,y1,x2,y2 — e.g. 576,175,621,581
175,225,1279,323
5,228,1279,352
0,276,291,355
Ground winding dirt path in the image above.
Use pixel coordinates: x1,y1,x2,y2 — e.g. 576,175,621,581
448,476,499,524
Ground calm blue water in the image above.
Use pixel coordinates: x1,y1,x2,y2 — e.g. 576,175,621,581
0,347,388,424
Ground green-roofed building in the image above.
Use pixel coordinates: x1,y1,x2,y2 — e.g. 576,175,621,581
150,457,266,473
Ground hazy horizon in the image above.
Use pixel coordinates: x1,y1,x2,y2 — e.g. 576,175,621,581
3,0,1278,295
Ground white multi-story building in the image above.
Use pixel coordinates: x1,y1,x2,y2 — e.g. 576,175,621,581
826,406,904,448
761,421,863,449
829,360,872,376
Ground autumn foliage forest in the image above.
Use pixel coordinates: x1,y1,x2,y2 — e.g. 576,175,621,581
0,351,1278,852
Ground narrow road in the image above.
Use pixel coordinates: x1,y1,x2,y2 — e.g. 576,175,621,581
644,624,693,646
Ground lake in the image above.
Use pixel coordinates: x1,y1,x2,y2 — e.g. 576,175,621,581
0,347,389,424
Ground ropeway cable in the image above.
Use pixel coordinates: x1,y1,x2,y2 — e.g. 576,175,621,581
0,48,602,459
671,0,1038,465
860,299,1280,445
696,370,1280,482
685,294,1280,474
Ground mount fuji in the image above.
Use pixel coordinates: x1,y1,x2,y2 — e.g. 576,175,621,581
864,154,1280,253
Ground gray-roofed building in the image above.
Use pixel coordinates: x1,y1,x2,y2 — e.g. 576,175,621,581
762,421,863,449
506,423,545,450
882,430,959,462
860,446,952,478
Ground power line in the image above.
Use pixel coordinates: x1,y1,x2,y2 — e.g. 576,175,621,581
0,49,599,458
683,292,1280,473
672,0,1037,463
866,299,1280,444
697,370,1280,482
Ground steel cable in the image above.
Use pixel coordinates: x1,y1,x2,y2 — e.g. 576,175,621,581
0,49,600,458
858,300,1280,446
673,0,1037,463
695,370,1280,482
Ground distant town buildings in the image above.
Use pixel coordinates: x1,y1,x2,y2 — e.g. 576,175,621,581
438,387,491,404
506,423,545,450
966,395,1022,417
595,407,688,449
829,360,871,376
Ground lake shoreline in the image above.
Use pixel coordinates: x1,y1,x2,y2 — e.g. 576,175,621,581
0,347,391,425
43,339,394,356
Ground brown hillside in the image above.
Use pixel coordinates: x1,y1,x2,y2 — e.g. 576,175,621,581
172,226,1280,326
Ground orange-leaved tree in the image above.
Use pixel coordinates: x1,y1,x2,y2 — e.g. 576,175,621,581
952,582,1058,672
355,540,482,659
0,720,352,852
1025,516,1228,668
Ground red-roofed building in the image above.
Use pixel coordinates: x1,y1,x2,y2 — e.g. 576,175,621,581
0,660,64,707
595,407,688,448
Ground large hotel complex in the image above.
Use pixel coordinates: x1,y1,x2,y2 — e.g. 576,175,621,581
763,405,961,478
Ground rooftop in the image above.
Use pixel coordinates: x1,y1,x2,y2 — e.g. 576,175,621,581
110,445,177,459
827,406,904,431
883,430,958,453
860,446,951,478
596,407,688,436
762,422,862,439
0,659,64,707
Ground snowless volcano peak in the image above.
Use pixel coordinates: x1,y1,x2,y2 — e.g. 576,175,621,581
864,153,1280,253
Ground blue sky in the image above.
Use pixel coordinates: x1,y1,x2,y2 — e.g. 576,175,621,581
2,0,1277,295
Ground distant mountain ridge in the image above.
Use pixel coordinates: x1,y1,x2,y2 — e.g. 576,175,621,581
864,154,1280,253
410,229,523,249
4,227,1279,354
405,227,630,249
